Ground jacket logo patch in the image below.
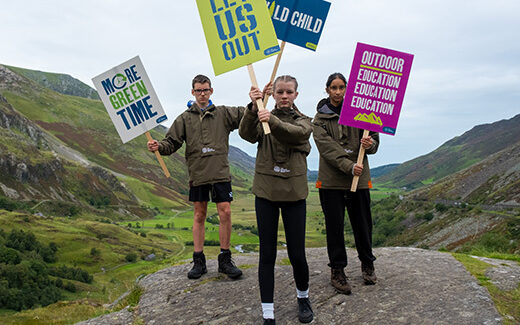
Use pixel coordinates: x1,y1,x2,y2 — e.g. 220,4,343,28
344,149,353,154
202,147,215,153
274,166,290,173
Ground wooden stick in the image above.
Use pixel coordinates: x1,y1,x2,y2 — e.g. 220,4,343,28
247,64,271,135
350,129,370,192
263,41,286,108
145,131,170,178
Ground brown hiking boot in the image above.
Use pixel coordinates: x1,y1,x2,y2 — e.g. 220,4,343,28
362,262,377,285
331,268,352,294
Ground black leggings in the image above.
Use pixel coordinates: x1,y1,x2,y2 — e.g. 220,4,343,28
319,188,376,268
255,197,309,303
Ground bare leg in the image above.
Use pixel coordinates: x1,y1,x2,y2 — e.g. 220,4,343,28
217,201,231,250
193,201,208,252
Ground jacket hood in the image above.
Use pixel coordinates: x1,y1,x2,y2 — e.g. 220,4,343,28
186,100,214,113
316,98,341,116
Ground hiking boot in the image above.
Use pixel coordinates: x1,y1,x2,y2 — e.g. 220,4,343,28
362,262,377,285
297,297,314,323
187,252,207,279
218,250,242,279
331,268,352,294
263,318,275,325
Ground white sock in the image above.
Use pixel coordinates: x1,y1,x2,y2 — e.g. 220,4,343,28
262,303,274,319
296,288,309,298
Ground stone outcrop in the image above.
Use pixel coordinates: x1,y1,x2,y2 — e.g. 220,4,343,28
77,247,504,325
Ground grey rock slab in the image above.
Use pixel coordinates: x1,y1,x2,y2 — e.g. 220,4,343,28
473,255,520,291
80,247,503,324
76,307,133,325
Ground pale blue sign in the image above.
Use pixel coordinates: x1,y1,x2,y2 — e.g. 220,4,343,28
267,0,331,51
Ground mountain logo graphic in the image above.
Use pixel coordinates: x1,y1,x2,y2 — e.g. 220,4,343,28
354,112,383,126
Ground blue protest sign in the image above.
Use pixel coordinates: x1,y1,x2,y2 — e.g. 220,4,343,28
267,0,331,51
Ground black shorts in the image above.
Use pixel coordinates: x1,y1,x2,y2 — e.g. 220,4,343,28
189,181,233,203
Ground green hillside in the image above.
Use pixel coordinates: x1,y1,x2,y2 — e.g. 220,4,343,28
5,65,100,100
410,141,520,205
0,64,254,213
375,114,520,189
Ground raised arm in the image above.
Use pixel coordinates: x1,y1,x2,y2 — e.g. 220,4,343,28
269,114,312,147
238,86,264,143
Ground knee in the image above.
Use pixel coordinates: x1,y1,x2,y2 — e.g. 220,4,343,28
193,212,206,225
288,251,308,268
218,207,231,222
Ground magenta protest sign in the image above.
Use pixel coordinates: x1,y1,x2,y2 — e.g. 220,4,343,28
339,43,413,135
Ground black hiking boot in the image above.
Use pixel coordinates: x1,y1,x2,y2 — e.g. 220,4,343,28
297,297,314,323
331,268,352,294
263,318,276,325
218,250,242,279
362,262,377,285
187,251,207,279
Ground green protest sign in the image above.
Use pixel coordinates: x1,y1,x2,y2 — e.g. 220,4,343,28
196,0,281,75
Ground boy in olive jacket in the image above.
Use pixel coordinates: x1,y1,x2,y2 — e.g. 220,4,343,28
147,75,243,280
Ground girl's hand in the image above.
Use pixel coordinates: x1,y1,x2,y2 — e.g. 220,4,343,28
361,136,373,149
258,109,270,123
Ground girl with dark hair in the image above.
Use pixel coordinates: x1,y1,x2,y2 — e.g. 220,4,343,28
312,72,379,295
240,76,313,324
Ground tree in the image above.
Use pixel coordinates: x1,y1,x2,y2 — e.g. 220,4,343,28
0,246,21,265
125,253,137,263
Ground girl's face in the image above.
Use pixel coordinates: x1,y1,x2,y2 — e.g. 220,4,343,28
273,80,298,108
326,78,346,107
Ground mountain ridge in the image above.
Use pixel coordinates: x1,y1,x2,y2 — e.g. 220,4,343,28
375,113,520,189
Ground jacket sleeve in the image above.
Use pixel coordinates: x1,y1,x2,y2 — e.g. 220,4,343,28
366,131,379,155
158,114,185,155
224,105,246,131
269,115,312,147
238,105,262,144
312,118,354,175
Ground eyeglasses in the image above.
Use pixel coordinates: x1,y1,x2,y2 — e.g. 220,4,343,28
193,88,211,94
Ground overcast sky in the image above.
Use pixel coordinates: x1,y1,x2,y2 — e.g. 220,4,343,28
2,0,519,169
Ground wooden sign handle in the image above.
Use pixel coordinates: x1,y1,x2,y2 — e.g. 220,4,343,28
145,132,170,178
247,64,271,135
350,129,370,192
263,41,286,108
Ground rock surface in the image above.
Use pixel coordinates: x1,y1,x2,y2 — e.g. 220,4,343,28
77,247,503,325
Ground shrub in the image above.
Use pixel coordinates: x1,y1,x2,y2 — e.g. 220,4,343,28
207,214,219,225
125,253,137,263
49,265,93,283
64,282,76,292
0,246,21,264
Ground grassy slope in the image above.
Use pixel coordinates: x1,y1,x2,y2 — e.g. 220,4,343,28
0,65,191,209
0,208,189,324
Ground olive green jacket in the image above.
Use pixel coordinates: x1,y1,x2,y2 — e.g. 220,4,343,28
239,104,312,201
312,99,379,190
158,102,245,186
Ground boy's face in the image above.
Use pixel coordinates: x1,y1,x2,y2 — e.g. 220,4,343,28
192,82,213,107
